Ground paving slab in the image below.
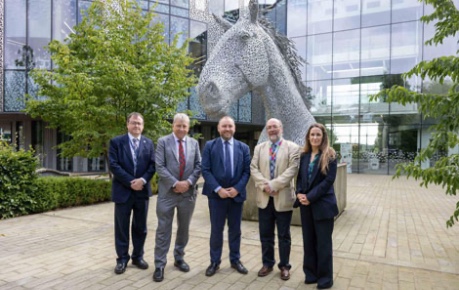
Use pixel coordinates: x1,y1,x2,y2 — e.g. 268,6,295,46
0,175,458,289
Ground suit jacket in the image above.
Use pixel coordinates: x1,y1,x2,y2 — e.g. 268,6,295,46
294,152,338,220
250,139,300,212
109,134,156,203
155,134,201,197
201,138,251,203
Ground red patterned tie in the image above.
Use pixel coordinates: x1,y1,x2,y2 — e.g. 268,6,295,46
178,139,185,180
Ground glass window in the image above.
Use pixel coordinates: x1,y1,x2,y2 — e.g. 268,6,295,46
77,1,92,24
423,20,458,61
170,16,189,47
238,93,252,123
362,0,390,27
53,0,77,43
171,0,189,9
152,3,169,13
189,87,206,120
308,0,333,35
171,6,189,17
331,78,360,115
287,0,306,37
5,0,26,69
152,13,170,43
308,80,332,115
332,30,360,79
209,0,224,16
4,71,26,112
333,0,360,31
392,0,423,23
190,20,207,76
291,37,306,81
361,25,390,77
307,33,332,81
29,0,52,70
390,21,422,74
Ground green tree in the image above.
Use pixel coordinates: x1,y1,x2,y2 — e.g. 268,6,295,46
25,0,196,169
370,0,459,227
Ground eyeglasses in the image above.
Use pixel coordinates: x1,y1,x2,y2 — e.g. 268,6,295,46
129,121,143,126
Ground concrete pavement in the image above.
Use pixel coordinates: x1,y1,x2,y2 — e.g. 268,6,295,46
0,175,458,289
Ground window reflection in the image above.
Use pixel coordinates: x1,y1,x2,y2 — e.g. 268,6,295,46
29,0,51,70
390,21,422,74
5,0,26,70
308,0,333,35
361,0,390,27
307,33,332,81
53,0,77,43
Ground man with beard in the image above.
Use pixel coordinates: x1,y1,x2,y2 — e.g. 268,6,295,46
250,118,300,281
201,116,251,277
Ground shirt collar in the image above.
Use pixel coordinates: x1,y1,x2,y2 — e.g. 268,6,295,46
271,138,283,147
128,133,141,142
173,133,187,143
221,137,234,145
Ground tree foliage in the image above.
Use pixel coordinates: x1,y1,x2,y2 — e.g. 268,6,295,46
25,0,196,166
369,0,459,227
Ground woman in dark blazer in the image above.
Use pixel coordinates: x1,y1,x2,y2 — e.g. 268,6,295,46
295,123,338,289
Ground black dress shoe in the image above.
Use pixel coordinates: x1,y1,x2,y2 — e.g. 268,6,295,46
132,258,149,269
153,268,164,282
174,260,190,272
114,262,127,274
231,261,248,274
205,263,220,277
317,282,333,289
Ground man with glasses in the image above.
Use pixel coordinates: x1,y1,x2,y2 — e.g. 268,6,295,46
109,112,156,275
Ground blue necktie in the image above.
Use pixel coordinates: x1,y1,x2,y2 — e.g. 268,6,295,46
224,141,232,179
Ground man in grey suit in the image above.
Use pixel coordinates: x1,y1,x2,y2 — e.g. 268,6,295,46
153,113,202,282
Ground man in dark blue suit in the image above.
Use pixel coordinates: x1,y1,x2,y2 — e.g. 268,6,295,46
109,112,156,274
201,116,251,276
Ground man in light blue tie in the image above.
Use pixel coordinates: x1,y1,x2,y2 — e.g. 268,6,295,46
201,116,251,277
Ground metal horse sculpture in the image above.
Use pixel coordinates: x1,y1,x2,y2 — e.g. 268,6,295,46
197,0,315,145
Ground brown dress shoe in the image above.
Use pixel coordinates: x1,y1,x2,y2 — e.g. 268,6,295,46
257,265,273,277
280,267,290,280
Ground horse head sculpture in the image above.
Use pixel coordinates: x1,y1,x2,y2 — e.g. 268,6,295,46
198,0,315,145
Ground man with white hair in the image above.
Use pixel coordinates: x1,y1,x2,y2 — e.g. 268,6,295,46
250,118,300,281
153,113,202,282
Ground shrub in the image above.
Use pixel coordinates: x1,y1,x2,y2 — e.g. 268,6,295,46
0,141,39,219
32,177,111,213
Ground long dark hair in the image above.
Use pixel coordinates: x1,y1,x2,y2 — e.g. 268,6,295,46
303,123,336,174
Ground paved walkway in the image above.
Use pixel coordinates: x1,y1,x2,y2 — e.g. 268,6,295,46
0,175,458,290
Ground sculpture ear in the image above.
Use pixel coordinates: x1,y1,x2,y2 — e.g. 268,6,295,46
212,14,233,32
249,0,259,23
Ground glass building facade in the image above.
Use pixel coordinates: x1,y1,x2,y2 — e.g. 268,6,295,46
1,0,458,174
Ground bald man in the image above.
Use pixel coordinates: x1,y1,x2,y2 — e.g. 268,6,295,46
250,118,300,281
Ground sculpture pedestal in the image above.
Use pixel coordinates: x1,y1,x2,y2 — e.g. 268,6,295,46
243,163,347,225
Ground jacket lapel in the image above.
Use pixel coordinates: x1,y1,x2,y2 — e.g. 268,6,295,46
185,136,193,167
123,135,135,166
274,140,287,177
169,134,179,162
232,140,239,177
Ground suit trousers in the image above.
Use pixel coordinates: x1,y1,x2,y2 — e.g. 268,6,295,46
258,197,293,269
300,205,334,287
208,198,243,264
114,191,149,263
154,192,196,268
